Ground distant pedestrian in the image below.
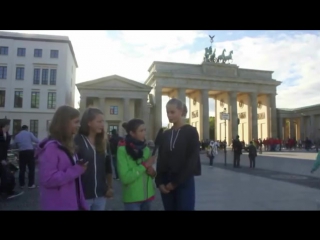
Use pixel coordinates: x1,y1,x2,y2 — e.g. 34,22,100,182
14,125,39,189
247,141,257,168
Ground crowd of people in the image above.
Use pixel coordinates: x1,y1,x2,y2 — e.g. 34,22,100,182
0,98,201,211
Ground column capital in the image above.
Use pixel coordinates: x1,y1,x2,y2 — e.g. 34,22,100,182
229,91,238,98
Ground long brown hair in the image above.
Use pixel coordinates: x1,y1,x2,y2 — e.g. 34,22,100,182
49,105,80,155
78,107,106,153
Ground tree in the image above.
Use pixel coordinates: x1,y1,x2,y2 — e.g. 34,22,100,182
209,116,215,140
185,118,189,124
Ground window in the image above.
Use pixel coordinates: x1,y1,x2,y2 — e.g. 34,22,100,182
12,120,22,136
109,125,118,134
50,69,57,85
17,48,26,57
30,120,38,137
110,106,118,115
0,47,8,55
46,120,51,131
33,68,40,84
34,49,42,57
0,90,5,107
16,67,24,80
50,50,59,58
31,91,40,108
0,66,7,79
47,92,56,109
42,69,48,85
14,91,23,108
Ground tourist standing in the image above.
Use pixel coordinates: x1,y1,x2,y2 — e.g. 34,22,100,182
36,106,88,210
75,108,113,211
14,125,39,189
156,98,201,211
247,141,257,168
232,135,242,168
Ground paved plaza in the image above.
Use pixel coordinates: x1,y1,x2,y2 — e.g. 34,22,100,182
1,150,319,210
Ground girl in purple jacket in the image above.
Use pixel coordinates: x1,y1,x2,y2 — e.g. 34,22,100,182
36,106,88,211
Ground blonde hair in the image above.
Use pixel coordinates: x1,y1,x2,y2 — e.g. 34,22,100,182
166,98,188,117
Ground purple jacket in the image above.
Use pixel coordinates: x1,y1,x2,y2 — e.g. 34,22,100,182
35,138,88,211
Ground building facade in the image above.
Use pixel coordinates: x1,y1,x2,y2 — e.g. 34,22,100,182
78,62,320,143
278,104,320,141
0,31,78,140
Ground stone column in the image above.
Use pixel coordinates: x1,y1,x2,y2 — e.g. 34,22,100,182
269,93,277,137
310,115,315,139
154,87,162,136
141,97,150,139
201,90,209,141
123,98,130,121
177,88,186,105
79,96,86,114
99,97,106,113
230,91,238,139
250,92,258,140
279,117,284,140
289,119,295,138
299,117,304,140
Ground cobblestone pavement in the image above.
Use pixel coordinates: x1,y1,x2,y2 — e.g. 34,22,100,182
1,150,320,210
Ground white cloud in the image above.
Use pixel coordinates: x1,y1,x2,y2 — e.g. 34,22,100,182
3,30,320,126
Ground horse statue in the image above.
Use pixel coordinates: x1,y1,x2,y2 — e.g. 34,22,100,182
223,50,233,64
216,49,226,63
208,48,216,62
203,46,212,62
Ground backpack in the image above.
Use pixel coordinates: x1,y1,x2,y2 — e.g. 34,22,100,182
206,147,213,158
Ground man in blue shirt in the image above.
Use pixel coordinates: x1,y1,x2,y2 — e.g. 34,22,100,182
14,125,39,189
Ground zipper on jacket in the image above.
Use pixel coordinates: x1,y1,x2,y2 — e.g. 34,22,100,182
83,135,98,198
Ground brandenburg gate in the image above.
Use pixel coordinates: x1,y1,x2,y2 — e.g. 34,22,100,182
145,36,281,144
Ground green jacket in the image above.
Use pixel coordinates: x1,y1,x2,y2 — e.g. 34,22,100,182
117,145,156,203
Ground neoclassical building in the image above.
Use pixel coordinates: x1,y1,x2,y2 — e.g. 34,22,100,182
77,61,320,143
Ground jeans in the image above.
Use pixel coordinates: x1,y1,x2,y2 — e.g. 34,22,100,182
160,174,195,211
86,197,106,211
124,201,151,211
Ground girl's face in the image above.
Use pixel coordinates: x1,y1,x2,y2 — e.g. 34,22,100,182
69,117,80,135
166,104,183,124
88,114,104,134
130,124,146,142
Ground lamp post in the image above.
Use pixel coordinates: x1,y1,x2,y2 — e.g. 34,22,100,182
223,108,227,166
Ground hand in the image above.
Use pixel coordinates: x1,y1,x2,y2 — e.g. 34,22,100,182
146,167,156,177
166,182,175,191
77,159,88,171
106,188,114,199
144,156,156,168
159,184,170,194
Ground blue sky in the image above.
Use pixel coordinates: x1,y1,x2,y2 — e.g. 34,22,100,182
4,30,320,126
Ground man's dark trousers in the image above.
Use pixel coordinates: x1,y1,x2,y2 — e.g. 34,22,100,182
19,150,35,187
233,153,241,167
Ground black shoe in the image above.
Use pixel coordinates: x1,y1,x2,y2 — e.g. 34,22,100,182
7,191,24,199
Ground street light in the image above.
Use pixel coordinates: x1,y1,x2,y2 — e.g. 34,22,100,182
223,108,227,166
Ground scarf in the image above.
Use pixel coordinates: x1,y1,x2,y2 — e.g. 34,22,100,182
125,134,146,161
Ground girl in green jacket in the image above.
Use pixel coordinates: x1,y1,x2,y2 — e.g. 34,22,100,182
117,119,156,211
